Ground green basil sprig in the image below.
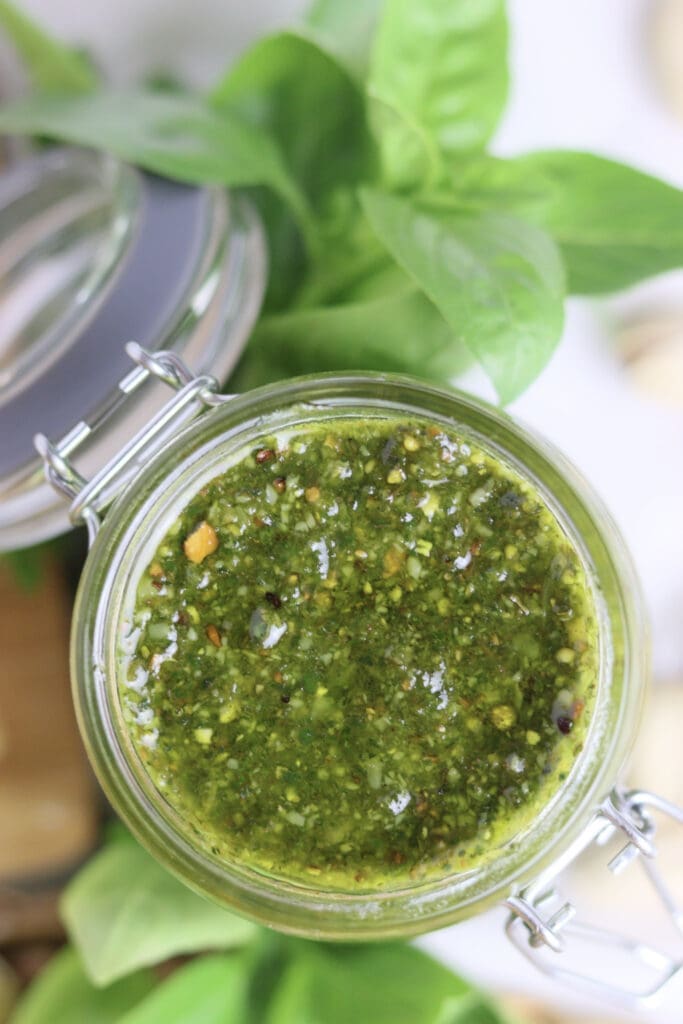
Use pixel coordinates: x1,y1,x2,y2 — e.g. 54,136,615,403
11,829,515,1024
1,1,682,400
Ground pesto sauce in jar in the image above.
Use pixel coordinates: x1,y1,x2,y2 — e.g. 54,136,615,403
119,414,598,889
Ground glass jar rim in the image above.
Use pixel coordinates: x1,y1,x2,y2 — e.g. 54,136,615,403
71,371,648,938
0,148,266,551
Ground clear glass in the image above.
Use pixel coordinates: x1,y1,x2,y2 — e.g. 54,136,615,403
0,150,265,551
0,148,140,401
71,374,647,939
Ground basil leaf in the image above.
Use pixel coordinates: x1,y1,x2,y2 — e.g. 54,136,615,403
360,188,565,403
2,546,47,591
367,89,440,190
456,151,683,294
119,955,249,1024
61,840,257,986
209,38,360,310
264,942,494,1024
230,286,469,393
0,0,96,93
211,31,375,307
0,90,309,228
211,32,374,211
9,948,153,1024
369,0,508,184
102,817,135,845
303,0,384,80
291,204,393,308
450,1002,511,1024
248,187,310,313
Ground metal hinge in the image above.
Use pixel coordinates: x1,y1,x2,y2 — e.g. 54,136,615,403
34,343,233,545
504,789,683,1009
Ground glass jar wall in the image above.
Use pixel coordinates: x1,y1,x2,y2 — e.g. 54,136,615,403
70,373,647,938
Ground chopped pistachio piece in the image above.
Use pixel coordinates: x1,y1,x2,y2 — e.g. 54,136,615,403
194,728,213,745
183,521,218,563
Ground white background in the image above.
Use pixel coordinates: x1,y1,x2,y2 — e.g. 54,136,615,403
4,1,683,1019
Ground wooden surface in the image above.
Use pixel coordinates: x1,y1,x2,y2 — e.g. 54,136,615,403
0,560,98,884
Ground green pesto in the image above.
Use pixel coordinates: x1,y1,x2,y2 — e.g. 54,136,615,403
119,414,598,889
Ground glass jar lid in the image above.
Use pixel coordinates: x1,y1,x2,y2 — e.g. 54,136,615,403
0,146,266,551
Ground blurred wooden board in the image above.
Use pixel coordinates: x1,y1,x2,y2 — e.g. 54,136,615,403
0,561,98,882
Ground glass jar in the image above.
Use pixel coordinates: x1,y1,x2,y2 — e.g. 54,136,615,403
71,370,649,938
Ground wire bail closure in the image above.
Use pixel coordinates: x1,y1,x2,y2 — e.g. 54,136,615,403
34,343,233,546
504,788,683,1009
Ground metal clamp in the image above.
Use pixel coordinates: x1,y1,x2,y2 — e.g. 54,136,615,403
34,343,233,545
504,789,683,1009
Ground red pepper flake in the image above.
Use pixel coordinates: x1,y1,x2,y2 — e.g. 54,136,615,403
273,671,283,683
206,624,221,648
255,448,275,464
470,538,482,556
572,699,585,720
390,850,406,865
273,476,287,493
